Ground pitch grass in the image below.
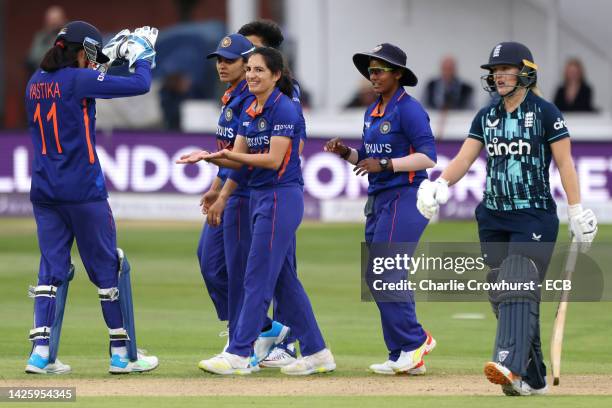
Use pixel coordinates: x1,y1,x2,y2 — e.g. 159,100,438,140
1,219,611,381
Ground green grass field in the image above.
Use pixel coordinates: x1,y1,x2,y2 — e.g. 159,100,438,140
1,218,611,407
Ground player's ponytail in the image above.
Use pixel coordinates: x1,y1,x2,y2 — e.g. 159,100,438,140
40,41,83,72
249,47,294,97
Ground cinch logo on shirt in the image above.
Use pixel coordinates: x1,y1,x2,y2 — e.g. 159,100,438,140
247,135,270,147
216,125,235,139
553,117,566,130
365,143,392,154
486,137,532,157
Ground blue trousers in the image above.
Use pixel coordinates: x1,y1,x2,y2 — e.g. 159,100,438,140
32,200,123,346
365,186,429,361
227,186,326,357
198,221,228,321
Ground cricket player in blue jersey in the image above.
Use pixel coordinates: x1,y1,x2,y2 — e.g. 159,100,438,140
24,21,159,374
417,42,598,396
204,20,309,368
178,47,335,375
325,43,437,375
196,33,254,348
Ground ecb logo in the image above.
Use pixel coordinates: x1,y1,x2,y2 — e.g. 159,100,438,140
257,118,267,131
379,121,391,134
221,36,232,48
224,108,233,122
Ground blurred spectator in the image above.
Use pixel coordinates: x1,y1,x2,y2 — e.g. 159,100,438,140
554,58,595,112
160,72,192,130
423,55,473,110
26,6,67,74
344,79,377,109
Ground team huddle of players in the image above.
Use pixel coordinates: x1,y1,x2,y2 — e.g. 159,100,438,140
24,18,598,397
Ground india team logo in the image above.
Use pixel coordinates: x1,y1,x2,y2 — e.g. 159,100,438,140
257,118,267,131
224,107,233,122
221,36,232,48
379,121,391,134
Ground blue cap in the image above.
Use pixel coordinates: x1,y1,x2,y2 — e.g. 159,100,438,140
55,21,109,63
207,34,254,60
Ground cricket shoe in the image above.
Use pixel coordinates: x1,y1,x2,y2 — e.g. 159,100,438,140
484,362,531,396
109,350,159,374
252,321,290,365
25,353,71,374
281,348,336,375
389,337,430,373
502,377,549,396
423,331,437,355
370,359,426,375
260,345,297,368
198,352,254,375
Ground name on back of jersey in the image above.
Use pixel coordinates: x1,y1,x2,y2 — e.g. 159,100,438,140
29,81,62,100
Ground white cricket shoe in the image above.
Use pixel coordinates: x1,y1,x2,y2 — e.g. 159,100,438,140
253,321,290,364
389,338,429,373
198,352,254,375
484,362,531,396
370,359,426,375
25,353,71,374
502,376,548,396
109,350,159,374
281,348,336,375
260,346,297,368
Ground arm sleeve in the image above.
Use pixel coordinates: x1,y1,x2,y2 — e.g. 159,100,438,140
399,102,437,163
467,108,486,142
542,102,570,143
270,99,298,139
217,166,230,181
73,60,152,100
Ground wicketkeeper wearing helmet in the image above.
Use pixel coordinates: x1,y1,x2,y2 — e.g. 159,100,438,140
416,41,598,396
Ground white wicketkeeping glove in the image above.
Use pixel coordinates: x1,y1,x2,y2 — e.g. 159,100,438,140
416,178,450,219
568,204,597,252
126,26,159,72
101,29,131,68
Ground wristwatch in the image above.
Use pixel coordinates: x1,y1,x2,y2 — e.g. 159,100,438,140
379,158,390,171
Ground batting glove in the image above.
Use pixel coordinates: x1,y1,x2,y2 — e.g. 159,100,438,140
126,26,159,72
101,29,131,68
568,204,597,252
416,178,450,219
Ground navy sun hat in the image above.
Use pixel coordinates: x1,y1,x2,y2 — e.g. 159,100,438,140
55,21,109,63
481,41,534,70
207,33,254,60
353,43,418,87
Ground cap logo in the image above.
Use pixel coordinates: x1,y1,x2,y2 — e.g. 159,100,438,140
224,107,233,121
493,44,502,57
380,121,392,134
221,36,232,48
372,45,383,53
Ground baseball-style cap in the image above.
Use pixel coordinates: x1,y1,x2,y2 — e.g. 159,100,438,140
55,20,109,63
207,33,254,60
481,41,534,70
353,43,418,87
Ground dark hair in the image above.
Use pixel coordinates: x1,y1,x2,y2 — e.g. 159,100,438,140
238,20,284,49
249,47,293,97
40,40,83,72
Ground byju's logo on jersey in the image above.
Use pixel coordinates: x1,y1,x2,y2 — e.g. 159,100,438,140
554,117,566,130
524,112,534,128
224,107,233,122
486,118,500,128
486,137,532,157
379,121,392,134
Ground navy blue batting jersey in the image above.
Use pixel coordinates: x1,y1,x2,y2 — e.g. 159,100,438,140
468,90,569,211
237,88,303,189
25,61,152,203
216,79,251,197
357,88,437,195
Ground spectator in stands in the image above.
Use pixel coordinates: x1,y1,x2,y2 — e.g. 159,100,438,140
423,55,473,110
26,6,67,75
160,71,192,130
344,79,378,109
554,58,595,112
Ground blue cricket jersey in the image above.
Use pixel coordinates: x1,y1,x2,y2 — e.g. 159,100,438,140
216,79,251,197
358,87,437,195
237,88,303,189
25,60,152,203
468,90,569,211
